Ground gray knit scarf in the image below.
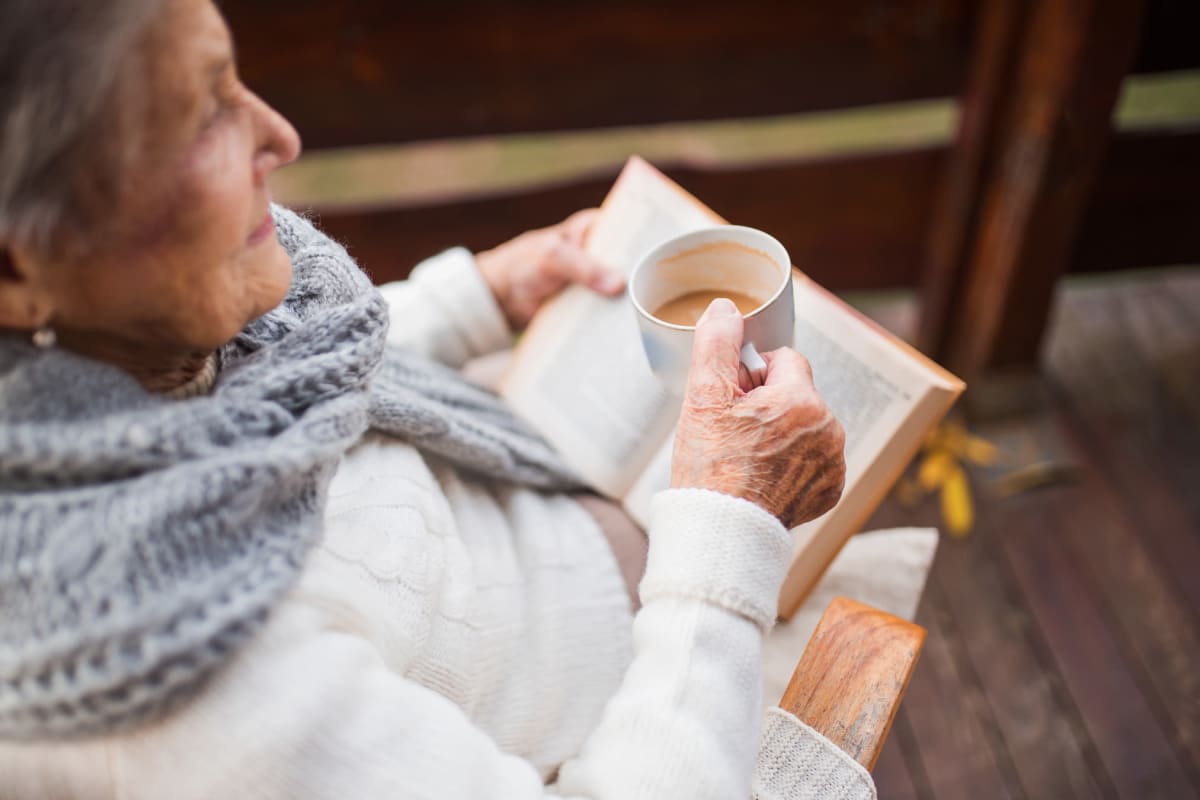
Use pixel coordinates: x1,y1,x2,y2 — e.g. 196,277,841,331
0,206,581,740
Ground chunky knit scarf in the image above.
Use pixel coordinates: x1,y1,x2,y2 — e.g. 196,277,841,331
0,207,581,739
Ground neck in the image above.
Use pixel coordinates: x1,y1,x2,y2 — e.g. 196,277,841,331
55,330,215,394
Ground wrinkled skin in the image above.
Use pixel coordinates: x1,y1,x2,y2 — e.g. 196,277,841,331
0,0,619,393
671,299,846,528
476,209,625,329
0,0,301,392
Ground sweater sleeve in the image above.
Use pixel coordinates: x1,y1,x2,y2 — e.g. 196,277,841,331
377,247,512,367
552,488,791,798
751,708,878,800
61,490,868,800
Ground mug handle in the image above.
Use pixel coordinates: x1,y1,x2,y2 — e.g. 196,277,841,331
740,341,768,388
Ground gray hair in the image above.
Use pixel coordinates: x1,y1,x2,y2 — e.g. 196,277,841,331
0,0,163,256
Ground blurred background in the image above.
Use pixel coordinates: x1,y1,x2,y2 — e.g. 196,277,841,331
230,0,1199,797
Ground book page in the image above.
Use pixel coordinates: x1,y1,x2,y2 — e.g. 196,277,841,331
778,276,962,615
499,158,717,497
501,156,962,615
793,279,925,485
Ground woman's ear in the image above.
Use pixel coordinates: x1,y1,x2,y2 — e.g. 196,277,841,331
0,245,53,330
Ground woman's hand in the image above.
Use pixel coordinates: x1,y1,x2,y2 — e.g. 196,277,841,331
670,299,846,529
475,209,625,329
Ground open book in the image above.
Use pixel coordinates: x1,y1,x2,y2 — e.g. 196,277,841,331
499,157,963,618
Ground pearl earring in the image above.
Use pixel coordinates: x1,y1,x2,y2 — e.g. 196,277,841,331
32,326,56,348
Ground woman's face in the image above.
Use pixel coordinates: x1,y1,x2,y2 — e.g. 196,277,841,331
28,0,301,356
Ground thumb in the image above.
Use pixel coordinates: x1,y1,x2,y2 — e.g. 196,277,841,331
685,298,745,402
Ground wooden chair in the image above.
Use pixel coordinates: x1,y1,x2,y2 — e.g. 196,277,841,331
778,596,926,772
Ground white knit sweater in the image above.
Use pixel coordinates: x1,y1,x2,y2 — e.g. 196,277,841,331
0,250,874,800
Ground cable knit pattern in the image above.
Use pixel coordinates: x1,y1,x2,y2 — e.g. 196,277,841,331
0,206,578,739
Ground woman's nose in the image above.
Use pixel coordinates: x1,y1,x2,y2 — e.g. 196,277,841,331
250,90,302,181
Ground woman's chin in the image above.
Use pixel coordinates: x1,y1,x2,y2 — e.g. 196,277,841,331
241,291,288,333
201,277,292,350
246,248,294,318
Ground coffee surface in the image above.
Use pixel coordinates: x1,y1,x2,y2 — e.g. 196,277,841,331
652,289,765,326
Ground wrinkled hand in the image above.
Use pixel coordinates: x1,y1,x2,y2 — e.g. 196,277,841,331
476,209,625,329
670,299,846,529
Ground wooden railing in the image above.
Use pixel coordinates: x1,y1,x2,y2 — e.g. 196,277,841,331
228,0,1200,382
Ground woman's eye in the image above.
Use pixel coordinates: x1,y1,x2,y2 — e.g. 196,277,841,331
202,70,241,130
200,101,223,133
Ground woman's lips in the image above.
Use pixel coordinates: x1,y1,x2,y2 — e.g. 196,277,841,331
247,212,275,245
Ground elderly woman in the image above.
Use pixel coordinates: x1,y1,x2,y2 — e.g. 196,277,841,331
0,1,853,798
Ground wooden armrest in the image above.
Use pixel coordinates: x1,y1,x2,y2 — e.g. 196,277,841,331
777,596,926,770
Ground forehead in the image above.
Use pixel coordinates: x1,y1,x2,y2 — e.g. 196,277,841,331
139,0,232,120
151,0,230,59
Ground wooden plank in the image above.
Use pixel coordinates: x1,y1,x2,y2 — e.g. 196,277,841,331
1080,274,1200,526
857,278,1200,797
780,597,926,771
298,127,1198,299
1072,130,1200,275
1046,415,1200,788
1037,282,1200,783
870,486,1111,799
871,729,923,800
1161,269,1200,325
891,577,1021,800
1046,284,1200,618
993,479,1197,798
916,0,1027,358
1133,0,1200,73
1107,275,1200,514
940,492,1112,797
307,151,944,291
224,0,1195,151
925,0,1147,380
939,542,1112,800
224,0,974,148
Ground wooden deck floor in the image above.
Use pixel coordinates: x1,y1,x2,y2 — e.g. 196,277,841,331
858,267,1200,800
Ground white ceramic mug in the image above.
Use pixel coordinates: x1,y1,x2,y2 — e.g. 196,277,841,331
630,225,794,392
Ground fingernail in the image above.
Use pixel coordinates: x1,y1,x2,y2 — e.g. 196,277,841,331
698,298,738,323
